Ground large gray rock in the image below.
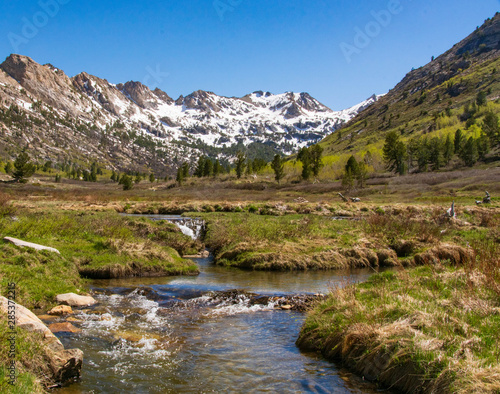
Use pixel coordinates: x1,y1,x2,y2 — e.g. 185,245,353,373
3,237,60,254
0,296,83,384
56,293,97,307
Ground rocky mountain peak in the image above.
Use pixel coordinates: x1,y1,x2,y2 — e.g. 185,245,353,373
116,81,160,110
0,54,79,114
153,88,174,104
182,90,221,112
296,92,332,113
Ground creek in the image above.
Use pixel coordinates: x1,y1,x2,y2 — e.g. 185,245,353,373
56,216,384,393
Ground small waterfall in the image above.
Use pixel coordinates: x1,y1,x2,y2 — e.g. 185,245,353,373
121,214,205,240
166,217,205,240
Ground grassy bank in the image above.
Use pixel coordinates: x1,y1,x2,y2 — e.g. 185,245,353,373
0,316,48,394
0,210,199,294
297,242,500,393
196,205,494,270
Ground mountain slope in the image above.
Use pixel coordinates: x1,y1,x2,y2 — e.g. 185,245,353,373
0,56,378,173
320,13,500,161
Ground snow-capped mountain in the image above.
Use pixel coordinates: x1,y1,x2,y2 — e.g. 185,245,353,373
0,54,380,172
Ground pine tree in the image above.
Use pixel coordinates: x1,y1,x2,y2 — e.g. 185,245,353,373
42,161,52,173
476,91,487,107
297,147,312,180
135,174,142,184
341,168,354,191
90,168,97,182
182,162,190,179
310,145,324,177
203,159,213,177
235,151,246,179
459,137,479,167
149,173,155,183
245,161,252,176
345,155,359,176
271,155,285,184
176,167,184,186
194,156,206,178
416,138,430,172
482,112,499,145
122,175,133,190
383,131,407,175
454,129,463,154
12,149,35,183
213,160,222,177
443,134,454,164
476,132,490,160
429,137,444,171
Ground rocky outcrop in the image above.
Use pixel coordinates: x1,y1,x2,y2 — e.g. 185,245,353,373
117,81,161,109
153,87,174,104
0,296,83,385
56,293,97,307
3,237,60,254
0,54,78,115
182,90,222,112
72,72,122,116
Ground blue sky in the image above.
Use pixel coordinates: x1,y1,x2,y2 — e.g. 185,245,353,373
1,0,498,109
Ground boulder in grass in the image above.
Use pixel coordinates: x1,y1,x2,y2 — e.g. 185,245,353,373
56,293,97,307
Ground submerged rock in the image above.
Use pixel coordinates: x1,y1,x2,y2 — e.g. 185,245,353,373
48,305,74,316
49,322,82,334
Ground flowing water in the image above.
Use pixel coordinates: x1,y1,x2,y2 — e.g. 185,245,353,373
54,216,385,393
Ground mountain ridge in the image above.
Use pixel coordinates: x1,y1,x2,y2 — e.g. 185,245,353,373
0,54,378,173
320,12,500,160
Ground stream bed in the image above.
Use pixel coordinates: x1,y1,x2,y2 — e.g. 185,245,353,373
54,216,385,393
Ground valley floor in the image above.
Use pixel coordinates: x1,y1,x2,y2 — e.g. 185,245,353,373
0,172,499,392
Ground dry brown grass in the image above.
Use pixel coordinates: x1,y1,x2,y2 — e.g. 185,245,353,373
0,191,15,217
298,265,500,393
